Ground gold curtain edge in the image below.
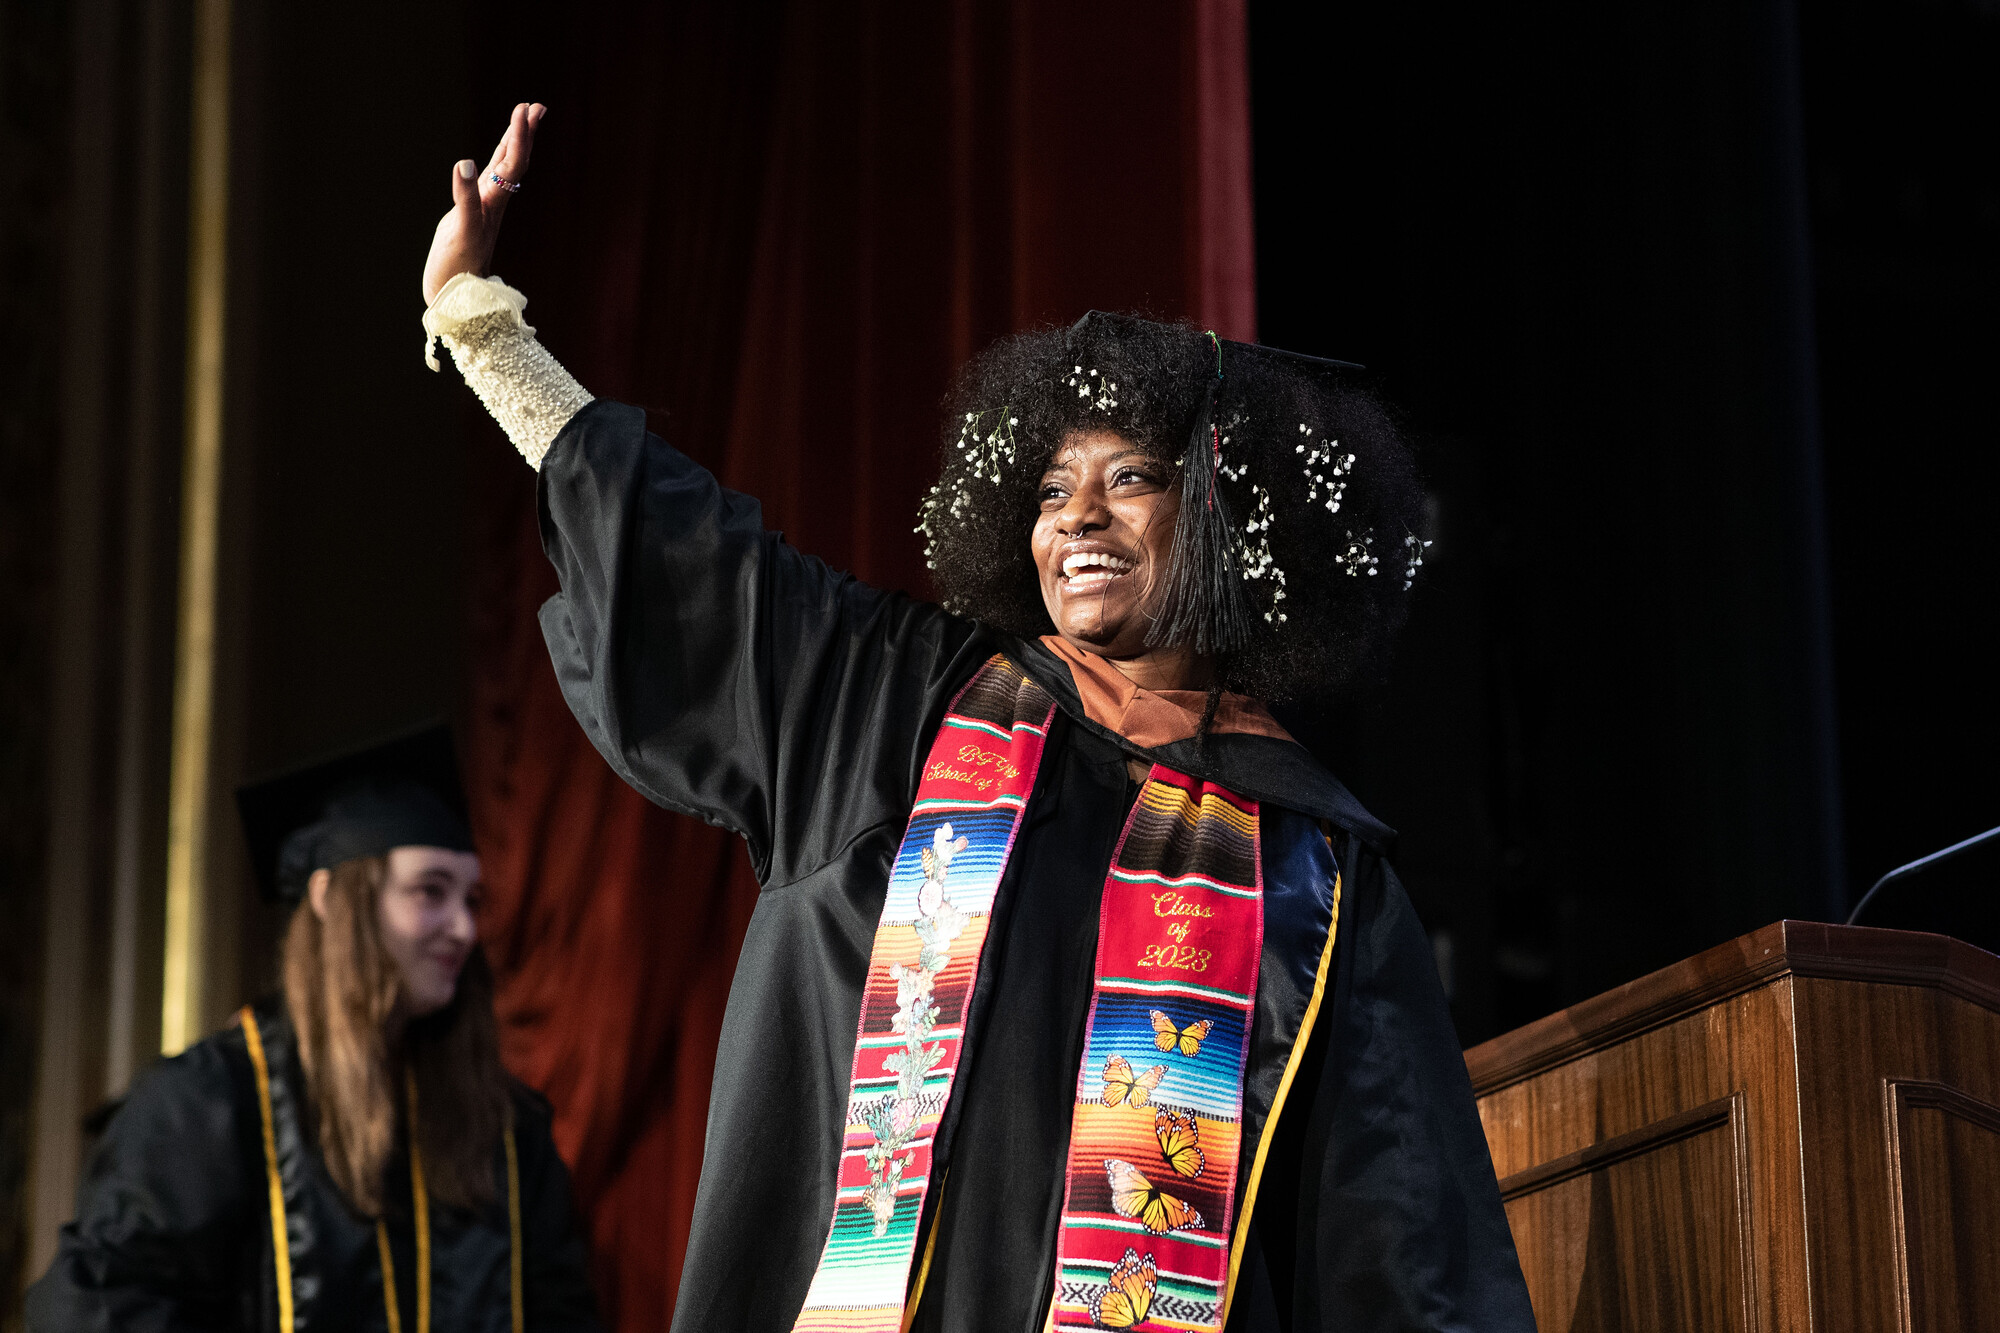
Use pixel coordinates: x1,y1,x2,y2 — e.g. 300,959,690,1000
162,0,232,1056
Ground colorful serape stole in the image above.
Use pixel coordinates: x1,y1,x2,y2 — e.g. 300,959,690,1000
1051,766,1264,1333
793,655,1057,1333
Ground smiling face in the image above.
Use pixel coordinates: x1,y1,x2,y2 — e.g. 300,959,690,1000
373,845,483,1016
1032,429,1207,689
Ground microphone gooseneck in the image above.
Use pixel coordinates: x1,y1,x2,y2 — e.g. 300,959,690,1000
1844,823,2000,926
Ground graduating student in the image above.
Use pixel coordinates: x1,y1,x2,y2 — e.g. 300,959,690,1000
419,106,1532,1332
27,727,600,1333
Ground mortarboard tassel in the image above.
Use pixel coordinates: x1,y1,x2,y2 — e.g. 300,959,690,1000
1147,333,1252,658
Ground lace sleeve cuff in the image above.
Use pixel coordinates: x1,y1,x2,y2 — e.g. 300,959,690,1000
422,272,594,470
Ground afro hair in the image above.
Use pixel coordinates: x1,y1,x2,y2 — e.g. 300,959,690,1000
918,315,1426,704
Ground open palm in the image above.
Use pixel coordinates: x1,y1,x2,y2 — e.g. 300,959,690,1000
422,102,545,305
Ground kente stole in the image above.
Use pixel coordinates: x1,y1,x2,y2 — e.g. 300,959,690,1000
794,655,1263,1333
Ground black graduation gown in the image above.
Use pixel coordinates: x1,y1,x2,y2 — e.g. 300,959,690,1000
25,1002,600,1333
535,400,1534,1332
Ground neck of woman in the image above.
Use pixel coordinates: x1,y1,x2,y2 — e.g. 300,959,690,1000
1091,643,1214,695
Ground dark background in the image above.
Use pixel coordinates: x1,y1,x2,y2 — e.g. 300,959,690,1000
1800,1,1999,955
5,0,1995,1325
1253,0,2000,1039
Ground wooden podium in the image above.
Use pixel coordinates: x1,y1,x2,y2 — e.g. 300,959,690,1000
1464,921,2000,1332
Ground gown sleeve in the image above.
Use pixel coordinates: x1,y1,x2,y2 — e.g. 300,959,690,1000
533,399,991,886
24,1044,255,1333
1295,849,1536,1332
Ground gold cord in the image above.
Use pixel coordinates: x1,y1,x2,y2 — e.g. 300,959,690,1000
244,1009,525,1331
376,1068,432,1333
899,1168,947,1332
240,1009,295,1333
505,1117,525,1333
375,1221,403,1333
407,1070,431,1333
1219,868,1343,1322
377,1071,524,1333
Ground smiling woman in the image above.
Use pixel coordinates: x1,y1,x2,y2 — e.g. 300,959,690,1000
1036,430,1180,665
342,845,485,1018
27,728,600,1332
924,314,1424,704
411,107,1530,1333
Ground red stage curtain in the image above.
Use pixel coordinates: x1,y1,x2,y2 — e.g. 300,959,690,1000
462,3,1253,1324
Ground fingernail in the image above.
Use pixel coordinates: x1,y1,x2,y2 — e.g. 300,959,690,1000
458,160,477,180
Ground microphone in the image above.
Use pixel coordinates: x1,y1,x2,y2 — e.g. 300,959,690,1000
1844,823,2000,926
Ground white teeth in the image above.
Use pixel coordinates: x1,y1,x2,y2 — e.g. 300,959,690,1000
1062,552,1133,579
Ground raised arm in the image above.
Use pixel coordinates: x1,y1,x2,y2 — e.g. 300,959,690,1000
532,401,996,886
421,110,993,886
420,103,591,468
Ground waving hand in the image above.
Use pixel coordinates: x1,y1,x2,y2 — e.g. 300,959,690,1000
422,101,545,304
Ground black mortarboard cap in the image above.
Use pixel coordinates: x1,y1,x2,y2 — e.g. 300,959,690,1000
1066,312,1364,657
1066,311,1365,378
236,723,475,904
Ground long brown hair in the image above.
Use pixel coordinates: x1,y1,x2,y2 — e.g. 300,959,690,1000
282,855,510,1216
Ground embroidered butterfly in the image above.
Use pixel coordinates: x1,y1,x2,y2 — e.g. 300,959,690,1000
1149,1010,1214,1058
1105,1158,1204,1235
1154,1107,1204,1179
1089,1247,1158,1330
1100,1055,1166,1109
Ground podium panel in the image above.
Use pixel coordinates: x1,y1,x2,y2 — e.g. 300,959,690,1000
1464,922,2000,1333
1889,1081,2000,1328
1500,1095,1751,1332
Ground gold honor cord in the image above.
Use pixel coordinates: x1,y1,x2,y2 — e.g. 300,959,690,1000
1219,869,1343,1324
899,1168,947,1333
504,1114,525,1332
240,1009,295,1333
378,1069,434,1333
378,1069,526,1333
244,1013,522,1333
376,1221,403,1333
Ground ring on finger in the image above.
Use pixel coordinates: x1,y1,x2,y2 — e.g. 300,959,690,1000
491,171,523,193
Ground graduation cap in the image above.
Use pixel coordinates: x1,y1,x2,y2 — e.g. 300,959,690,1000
236,723,475,904
1066,311,1364,657
1067,311,1365,377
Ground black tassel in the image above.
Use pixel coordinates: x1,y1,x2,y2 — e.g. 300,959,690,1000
1146,336,1252,657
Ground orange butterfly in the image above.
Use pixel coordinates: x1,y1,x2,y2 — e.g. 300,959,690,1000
1150,1010,1213,1058
1154,1107,1205,1179
1100,1055,1166,1109
1089,1247,1158,1330
1105,1158,1204,1235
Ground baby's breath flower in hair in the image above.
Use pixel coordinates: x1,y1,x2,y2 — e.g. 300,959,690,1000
923,314,1425,702
1338,529,1380,577
916,407,1023,566
1402,531,1432,590
1296,428,1355,513
1065,365,1119,412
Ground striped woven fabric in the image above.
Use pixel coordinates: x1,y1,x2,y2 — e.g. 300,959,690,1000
793,655,1057,1333
1051,767,1263,1332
